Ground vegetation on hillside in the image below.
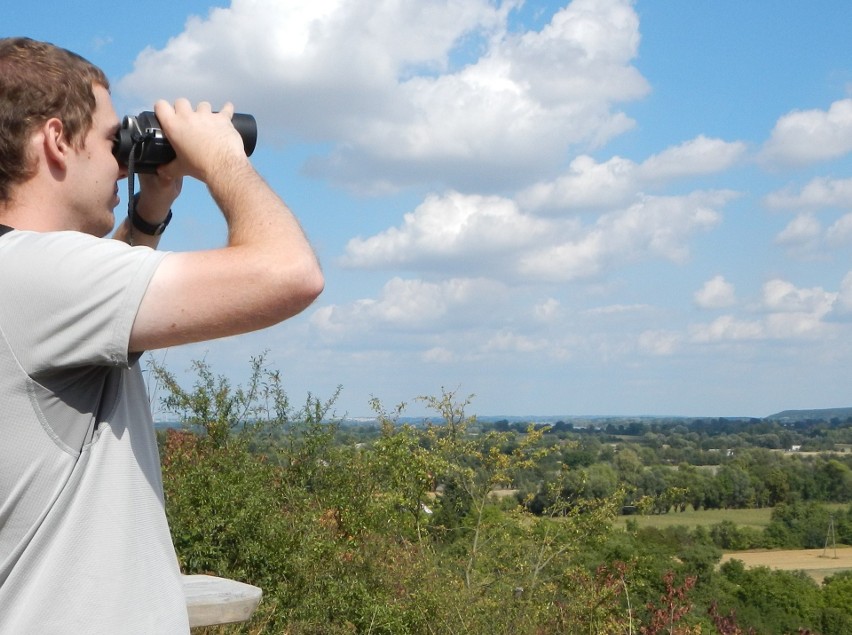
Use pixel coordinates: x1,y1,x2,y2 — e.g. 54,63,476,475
150,354,852,634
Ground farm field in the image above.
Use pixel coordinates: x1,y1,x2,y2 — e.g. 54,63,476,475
616,507,773,531
720,547,852,582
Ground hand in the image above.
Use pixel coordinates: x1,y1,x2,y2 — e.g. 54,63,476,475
152,99,249,183
136,170,183,223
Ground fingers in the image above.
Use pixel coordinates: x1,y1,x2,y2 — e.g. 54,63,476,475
158,99,234,125
219,102,235,119
151,98,248,182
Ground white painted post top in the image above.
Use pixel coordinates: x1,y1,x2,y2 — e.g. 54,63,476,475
183,574,263,628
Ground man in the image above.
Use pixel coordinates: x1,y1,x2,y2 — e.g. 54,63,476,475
0,37,324,633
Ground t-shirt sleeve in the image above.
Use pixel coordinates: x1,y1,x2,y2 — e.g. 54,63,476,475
0,230,168,375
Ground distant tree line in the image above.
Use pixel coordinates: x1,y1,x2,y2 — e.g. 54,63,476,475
482,416,852,517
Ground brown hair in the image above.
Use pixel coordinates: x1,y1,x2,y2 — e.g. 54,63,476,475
0,37,110,203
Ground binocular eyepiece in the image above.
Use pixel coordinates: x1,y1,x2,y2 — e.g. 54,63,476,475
112,111,257,173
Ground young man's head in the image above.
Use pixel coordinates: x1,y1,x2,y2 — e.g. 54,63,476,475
0,37,110,204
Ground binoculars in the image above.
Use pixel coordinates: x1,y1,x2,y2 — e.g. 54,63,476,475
113,111,257,173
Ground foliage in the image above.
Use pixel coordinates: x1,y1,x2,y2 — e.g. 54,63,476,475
149,355,852,634
718,560,823,635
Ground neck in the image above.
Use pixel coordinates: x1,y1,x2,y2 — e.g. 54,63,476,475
0,183,75,232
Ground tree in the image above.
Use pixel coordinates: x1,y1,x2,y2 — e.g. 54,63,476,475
821,571,852,635
719,562,823,634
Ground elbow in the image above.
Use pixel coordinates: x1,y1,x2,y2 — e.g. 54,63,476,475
301,264,325,306
281,260,324,317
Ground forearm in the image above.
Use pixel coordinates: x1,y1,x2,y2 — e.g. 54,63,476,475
209,157,320,271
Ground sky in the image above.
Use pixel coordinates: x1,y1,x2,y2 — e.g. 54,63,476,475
6,0,852,418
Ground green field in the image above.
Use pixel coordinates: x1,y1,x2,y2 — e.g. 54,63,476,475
617,507,773,531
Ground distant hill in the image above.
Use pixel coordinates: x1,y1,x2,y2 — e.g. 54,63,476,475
766,407,852,422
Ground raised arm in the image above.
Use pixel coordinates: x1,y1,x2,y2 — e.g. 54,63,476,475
128,99,324,352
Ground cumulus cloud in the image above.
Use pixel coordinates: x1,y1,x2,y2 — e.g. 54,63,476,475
761,279,837,315
310,276,508,338
774,213,823,257
764,176,852,211
638,329,680,356
694,275,736,309
533,298,562,322
833,272,852,316
117,0,649,191
517,191,726,281
519,136,745,213
688,279,838,344
342,189,730,282
341,191,553,273
770,203,852,255
826,213,852,247
519,154,637,212
636,135,747,182
689,315,765,343
762,99,852,166
482,330,550,354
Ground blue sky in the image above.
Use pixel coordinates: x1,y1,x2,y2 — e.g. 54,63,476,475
7,0,852,418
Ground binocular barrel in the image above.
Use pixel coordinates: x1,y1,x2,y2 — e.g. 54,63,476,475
113,111,257,173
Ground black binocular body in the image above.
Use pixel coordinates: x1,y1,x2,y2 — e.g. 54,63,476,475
113,111,257,173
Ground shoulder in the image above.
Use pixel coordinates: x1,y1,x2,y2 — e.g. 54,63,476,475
1,228,128,253
1,229,161,265
0,230,168,295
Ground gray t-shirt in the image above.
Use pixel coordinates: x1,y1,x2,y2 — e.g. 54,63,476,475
0,229,190,633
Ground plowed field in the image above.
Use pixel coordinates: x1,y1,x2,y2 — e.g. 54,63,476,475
720,547,852,582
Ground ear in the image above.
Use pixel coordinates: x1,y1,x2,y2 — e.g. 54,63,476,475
42,118,71,171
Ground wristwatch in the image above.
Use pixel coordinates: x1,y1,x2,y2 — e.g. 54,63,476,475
129,193,172,236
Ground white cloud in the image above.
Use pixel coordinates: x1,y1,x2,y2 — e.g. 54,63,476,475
519,136,745,213
117,0,649,191
761,279,837,315
518,192,726,281
311,276,508,338
771,204,852,255
636,135,747,182
762,98,852,166
638,329,680,356
341,191,553,273
764,312,832,339
684,279,840,345
482,330,550,354
694,275,736,309
343,189,729,283
825,213,852,247
764,176,852,211
833,272,852,316
774,213,823,257
689,315,765,343
518,154,638,212
533,298,562,322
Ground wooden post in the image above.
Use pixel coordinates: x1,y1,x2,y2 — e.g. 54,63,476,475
183,574,262,628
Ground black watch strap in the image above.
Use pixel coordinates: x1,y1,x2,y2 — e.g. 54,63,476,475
129,193,172,236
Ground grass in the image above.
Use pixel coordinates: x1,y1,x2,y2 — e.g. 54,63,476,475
616,507,773,531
